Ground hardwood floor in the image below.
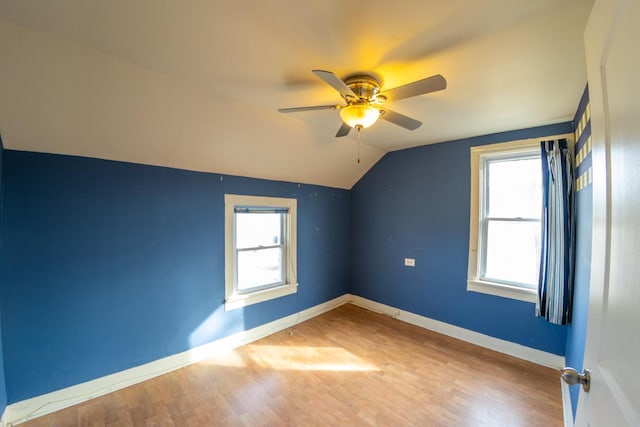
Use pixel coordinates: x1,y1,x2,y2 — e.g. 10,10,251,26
21,304,563,426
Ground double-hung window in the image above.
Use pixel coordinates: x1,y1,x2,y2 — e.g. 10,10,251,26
224,194,297,310
467,138,546,302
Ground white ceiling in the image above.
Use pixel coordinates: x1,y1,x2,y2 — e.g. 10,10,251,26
0,0,593,189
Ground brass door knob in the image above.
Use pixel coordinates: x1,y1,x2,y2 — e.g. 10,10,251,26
561,367,591,392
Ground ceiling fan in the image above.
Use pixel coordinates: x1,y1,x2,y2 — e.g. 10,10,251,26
279,70,447,137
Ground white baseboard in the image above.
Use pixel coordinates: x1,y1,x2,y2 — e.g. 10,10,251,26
1,294,349,426
346,294,565,369
2,293,566,426
561,379,574,427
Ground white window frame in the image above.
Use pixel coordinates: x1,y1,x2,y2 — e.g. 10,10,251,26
467,135,570,303
224,194,297,311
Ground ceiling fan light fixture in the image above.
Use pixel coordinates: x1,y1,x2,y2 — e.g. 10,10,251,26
339,104,380,129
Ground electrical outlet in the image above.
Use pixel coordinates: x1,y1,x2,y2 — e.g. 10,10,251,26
404,258,415,267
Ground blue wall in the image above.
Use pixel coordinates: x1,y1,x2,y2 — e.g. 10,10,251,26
0,115,591,408
565,85,592,418
0,136,7,417
0,151,351,402
350,123,573,355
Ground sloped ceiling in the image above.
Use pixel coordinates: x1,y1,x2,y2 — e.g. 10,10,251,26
0,0,593,189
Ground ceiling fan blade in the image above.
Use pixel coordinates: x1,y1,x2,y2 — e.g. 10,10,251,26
381,109,423,130
380,74,446,102
312,70,358,100
278,105,338,113
335,122,351,137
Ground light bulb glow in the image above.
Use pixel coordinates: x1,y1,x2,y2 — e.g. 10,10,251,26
339,104,381,129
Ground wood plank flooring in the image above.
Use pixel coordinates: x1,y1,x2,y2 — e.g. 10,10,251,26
20,304,563,426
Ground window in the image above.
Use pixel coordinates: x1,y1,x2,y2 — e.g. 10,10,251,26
225,194,297,310
468,139,545,303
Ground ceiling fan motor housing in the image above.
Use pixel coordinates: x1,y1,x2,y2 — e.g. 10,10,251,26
343,74,381,103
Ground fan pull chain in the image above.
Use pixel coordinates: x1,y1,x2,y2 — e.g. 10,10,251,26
356,125,362,163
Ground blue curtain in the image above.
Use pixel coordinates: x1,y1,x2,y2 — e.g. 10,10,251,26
537,139,575,325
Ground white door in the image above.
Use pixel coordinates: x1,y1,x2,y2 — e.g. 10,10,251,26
576,0,640,425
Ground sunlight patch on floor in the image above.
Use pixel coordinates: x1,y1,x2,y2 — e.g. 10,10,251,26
243,345,380,371
200,349,247,367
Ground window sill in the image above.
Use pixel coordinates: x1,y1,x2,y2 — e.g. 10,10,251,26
467,279,537,303
225,283,298,311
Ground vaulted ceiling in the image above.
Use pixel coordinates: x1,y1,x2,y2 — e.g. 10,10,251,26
0,0,593,189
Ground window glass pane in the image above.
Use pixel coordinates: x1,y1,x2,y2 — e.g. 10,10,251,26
235,213,282,249
484,220,540,287
237,247,283,291
487,157,541,218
